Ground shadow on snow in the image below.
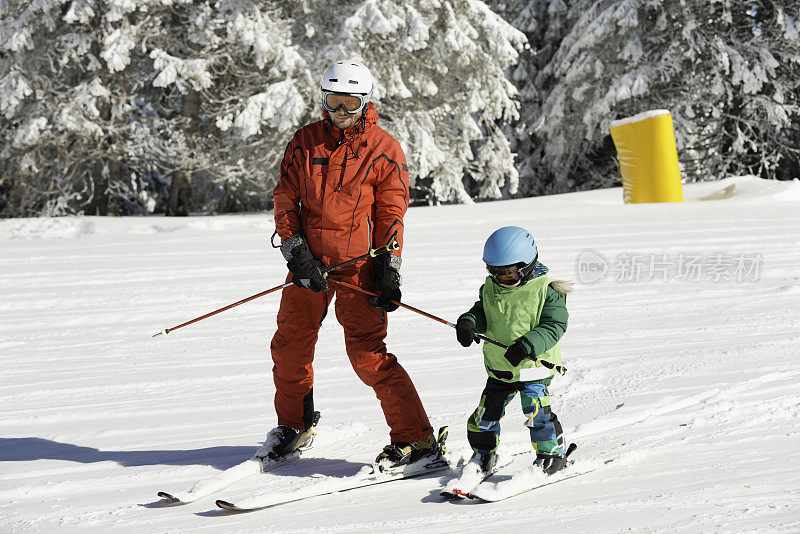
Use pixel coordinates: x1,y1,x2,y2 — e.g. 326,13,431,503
0,437,367,476
0,437,255,470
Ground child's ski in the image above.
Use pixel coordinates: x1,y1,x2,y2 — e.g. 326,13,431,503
440,456,514,499
467,467,594,502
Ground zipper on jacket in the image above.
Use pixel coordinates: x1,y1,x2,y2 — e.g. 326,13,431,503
336,142,348,191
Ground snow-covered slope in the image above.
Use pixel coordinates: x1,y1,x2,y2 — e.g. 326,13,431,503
2,176,799,533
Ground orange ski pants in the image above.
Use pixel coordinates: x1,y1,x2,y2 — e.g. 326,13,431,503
270,267,433,442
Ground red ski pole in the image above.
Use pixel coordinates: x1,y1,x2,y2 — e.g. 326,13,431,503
328,279,567,375
153,240,398,337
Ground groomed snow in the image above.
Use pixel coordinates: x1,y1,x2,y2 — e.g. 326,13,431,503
1,176,799,533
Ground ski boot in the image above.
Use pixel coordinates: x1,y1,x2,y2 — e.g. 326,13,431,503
375,432,439,468
535,442,577,475
466,451,498,476
255,412,321,461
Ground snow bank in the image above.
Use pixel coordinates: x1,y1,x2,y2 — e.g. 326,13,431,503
686,175,800,203
0,214,274,241
0,217,95,240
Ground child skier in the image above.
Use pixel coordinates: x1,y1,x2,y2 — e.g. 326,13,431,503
455,226,571,476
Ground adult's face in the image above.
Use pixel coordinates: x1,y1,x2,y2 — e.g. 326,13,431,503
329,107,363,130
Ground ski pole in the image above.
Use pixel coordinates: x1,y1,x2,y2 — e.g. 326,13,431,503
153,240,399,337
328,279,567,375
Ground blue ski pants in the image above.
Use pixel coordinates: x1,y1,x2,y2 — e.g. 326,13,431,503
467,377,564,456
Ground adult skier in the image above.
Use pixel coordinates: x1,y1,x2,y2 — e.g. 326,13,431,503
262,60,436,466
455,226,571,476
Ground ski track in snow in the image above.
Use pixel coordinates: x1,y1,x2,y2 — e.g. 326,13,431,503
1,176,799,532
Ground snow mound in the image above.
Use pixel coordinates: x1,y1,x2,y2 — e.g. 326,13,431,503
186,217,273,232
0,217,95,240
0,214,276,241
686,175,800,203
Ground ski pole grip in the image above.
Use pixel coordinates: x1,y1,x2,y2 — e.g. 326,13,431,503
477,333,568,375
536,359,568,375
370,239,400,257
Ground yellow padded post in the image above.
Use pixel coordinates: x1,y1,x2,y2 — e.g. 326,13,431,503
609,110,683,203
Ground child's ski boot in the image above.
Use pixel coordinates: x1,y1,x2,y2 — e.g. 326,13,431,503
534,442,577,475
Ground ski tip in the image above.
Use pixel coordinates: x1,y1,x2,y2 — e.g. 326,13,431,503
216,499,243,511
157,491,179,503
452,489,470,498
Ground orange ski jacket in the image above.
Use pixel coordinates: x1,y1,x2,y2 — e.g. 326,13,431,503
273,103,410,268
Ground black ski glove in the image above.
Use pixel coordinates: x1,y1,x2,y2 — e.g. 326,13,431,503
504,339,531,366
455,318,478,347
369,253,401,312
282,236,329,293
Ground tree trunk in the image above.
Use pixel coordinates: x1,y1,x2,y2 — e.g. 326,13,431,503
167,89,200,216
86,161,109,216
166,170,192,216
86,100,122,215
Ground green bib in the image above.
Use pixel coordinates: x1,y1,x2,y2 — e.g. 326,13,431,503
481,275,562,383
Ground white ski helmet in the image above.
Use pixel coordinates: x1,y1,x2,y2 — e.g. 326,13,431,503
320,60,373,114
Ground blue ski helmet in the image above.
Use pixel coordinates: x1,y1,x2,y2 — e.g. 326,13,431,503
483,226,537,266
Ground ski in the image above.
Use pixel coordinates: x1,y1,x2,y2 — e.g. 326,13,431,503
467,442,589,502
441,441,578,499
467,467,594,502
157,411,326,504
215,425,451,512
440,456,514,499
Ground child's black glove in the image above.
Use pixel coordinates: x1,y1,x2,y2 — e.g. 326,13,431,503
455,318,478,347
504,340,530,366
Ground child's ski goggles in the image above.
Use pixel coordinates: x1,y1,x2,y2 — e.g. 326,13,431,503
486,264,523,286
322,91,369,114
486,261,535,286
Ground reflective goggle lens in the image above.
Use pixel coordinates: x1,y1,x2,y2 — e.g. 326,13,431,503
487,265,521,285
324,93,364,113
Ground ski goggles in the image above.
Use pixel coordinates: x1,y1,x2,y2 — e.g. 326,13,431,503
487,264,524,286
322,91,369,114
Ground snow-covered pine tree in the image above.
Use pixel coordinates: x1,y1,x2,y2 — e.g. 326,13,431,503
0,1,311,216
0,0,148,216
493,0,800,195
487,0,574,196
1,0,526,216
142,1,312,214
